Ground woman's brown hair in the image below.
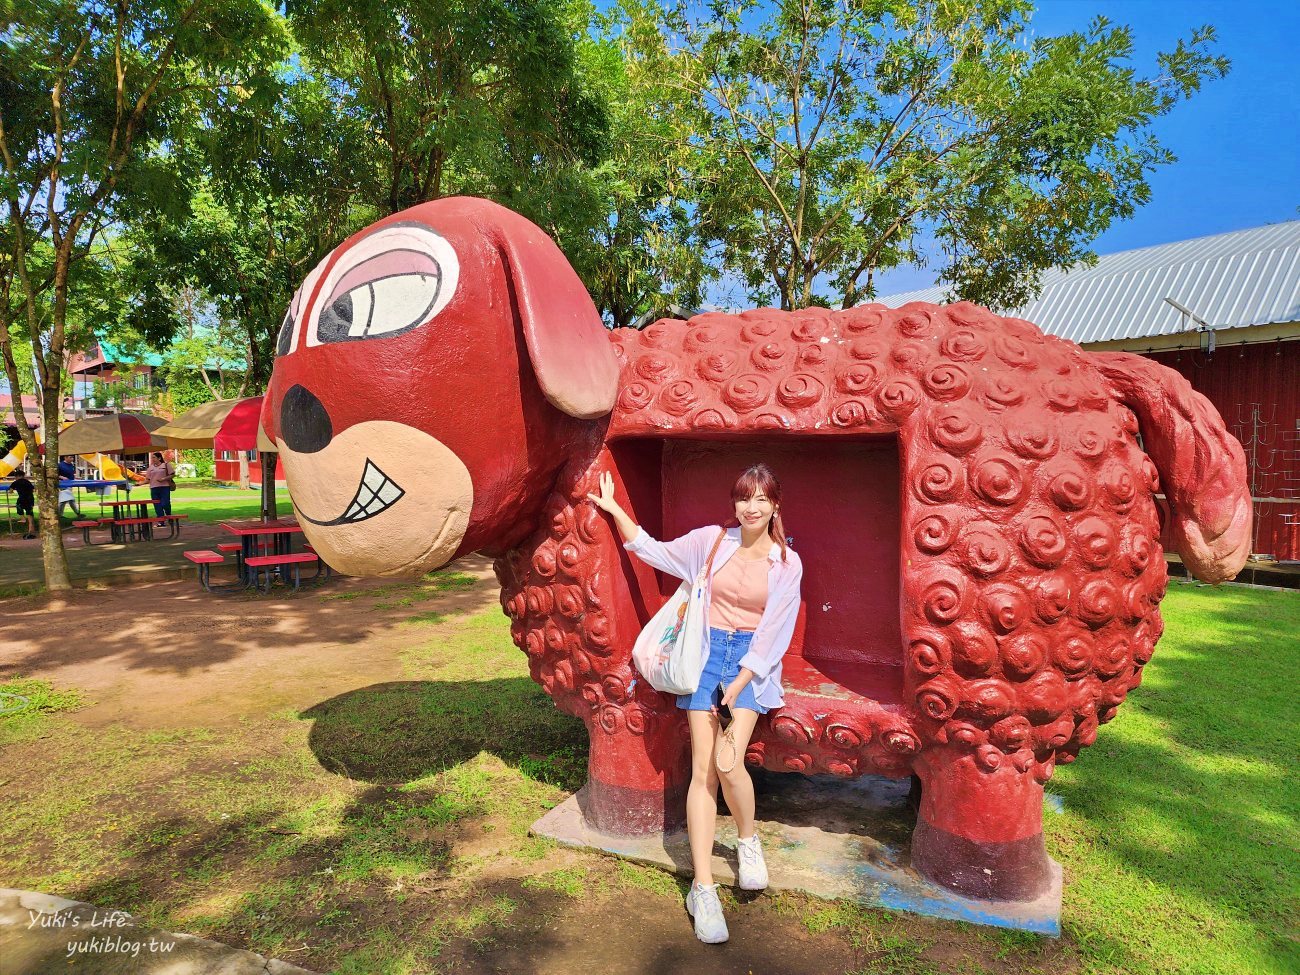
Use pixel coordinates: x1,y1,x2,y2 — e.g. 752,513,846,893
728,463,789,563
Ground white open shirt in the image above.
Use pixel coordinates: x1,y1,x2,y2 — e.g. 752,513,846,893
624,524,804,709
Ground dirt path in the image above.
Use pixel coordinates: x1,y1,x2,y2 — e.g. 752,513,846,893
0,556,501,730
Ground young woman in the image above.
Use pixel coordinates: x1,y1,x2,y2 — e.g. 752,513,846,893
144,451,175,525
586,463,803,944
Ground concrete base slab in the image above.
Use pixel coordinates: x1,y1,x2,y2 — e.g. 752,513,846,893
530,769,1063,935
0,888,318,974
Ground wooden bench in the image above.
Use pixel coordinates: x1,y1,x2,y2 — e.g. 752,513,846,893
244,551,322,592
300,542,333,579
152,513,188,539
218,538,279,578
183,549,229,592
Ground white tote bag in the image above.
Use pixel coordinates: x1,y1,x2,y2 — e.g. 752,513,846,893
631,529,727,695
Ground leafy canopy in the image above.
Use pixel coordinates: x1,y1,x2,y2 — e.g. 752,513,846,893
619,0,1229,310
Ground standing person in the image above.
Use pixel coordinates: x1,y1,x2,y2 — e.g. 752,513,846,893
10,469,37,538
586,462,803,944
145,451,175,526
56,457,81,518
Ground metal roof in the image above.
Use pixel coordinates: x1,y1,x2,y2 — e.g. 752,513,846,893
874,220,1300,345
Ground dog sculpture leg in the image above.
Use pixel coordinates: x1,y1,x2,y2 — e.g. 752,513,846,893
575,692,692,835
910,746,1056,901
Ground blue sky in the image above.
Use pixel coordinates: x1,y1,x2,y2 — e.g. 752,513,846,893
870,0,1300,298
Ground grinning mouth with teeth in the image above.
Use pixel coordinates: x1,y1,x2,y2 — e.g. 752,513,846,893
300,460,405,526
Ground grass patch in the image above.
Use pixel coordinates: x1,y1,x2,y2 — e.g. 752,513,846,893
1046,581,1300,975
0,676,88,745
519,865,588,898
614,860,683,897
0,583,44,599
327,569,479,608
127,493,266,526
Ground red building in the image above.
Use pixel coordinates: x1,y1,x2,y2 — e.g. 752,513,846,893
882,220,1300,564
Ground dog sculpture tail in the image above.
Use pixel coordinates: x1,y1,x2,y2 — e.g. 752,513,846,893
1092,351,1252,583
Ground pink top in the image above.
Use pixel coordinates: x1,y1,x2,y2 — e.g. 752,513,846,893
145,461,174,488
709,551,769,630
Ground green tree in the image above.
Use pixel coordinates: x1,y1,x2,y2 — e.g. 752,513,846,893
128,71,380,392
568,5,714,327
155,286,247,409
285,0,677,324
622,0,1229,310
0,0,288,590
286,0,609,213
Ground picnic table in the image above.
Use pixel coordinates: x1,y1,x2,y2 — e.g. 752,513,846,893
219,518,304,585
100,498,154,519
186,518,328,594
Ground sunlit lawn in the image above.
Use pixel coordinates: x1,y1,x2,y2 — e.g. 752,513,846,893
1043,581,1299,974
0,576,1295,974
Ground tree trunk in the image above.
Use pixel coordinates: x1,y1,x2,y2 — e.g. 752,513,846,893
35,456,73,591
34,362,73,590
260,451,278,522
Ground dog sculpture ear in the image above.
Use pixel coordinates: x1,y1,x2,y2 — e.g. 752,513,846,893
495,219,620,419
258,392,278,451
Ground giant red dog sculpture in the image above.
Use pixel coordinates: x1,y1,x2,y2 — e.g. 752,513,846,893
261,197,1251,902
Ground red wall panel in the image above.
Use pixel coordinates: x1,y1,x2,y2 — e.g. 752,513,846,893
1145,339,1299,561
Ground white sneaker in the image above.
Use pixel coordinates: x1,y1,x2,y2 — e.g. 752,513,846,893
685,880,728,943
737,834,768,890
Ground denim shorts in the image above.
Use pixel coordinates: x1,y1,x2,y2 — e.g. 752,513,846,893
676,626,769,715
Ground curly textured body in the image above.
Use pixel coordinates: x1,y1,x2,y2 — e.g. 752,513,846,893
263,197,1248,905
492,300,1248,900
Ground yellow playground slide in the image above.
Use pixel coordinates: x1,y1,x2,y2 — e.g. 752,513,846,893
0,429,141,483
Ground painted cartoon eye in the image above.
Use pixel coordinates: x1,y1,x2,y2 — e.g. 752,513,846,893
276,309,294,356
315,266,442,344
304,223,459,349
277,286,306,356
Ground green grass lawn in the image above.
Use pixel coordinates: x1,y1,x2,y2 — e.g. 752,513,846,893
0,578,1295,974
1045,580,1299,974
167,492,282,525
94,490,277,526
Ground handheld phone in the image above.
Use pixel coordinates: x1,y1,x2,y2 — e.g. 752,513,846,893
715,682,732,728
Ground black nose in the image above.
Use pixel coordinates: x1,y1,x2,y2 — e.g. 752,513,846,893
280,384,333,453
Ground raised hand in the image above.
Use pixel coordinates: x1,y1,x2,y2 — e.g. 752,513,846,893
584,470,620,513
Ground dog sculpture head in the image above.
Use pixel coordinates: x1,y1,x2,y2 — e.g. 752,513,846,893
260,196,619,576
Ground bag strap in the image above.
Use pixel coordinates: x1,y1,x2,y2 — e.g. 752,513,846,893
699,527,727,583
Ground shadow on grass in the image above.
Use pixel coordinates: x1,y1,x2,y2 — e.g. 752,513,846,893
24,780,548,975
300,677,589,791
11,671,590,971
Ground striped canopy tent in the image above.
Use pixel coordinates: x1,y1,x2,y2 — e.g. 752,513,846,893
156,396,280,521
57,413,167,455
154,396,275,452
